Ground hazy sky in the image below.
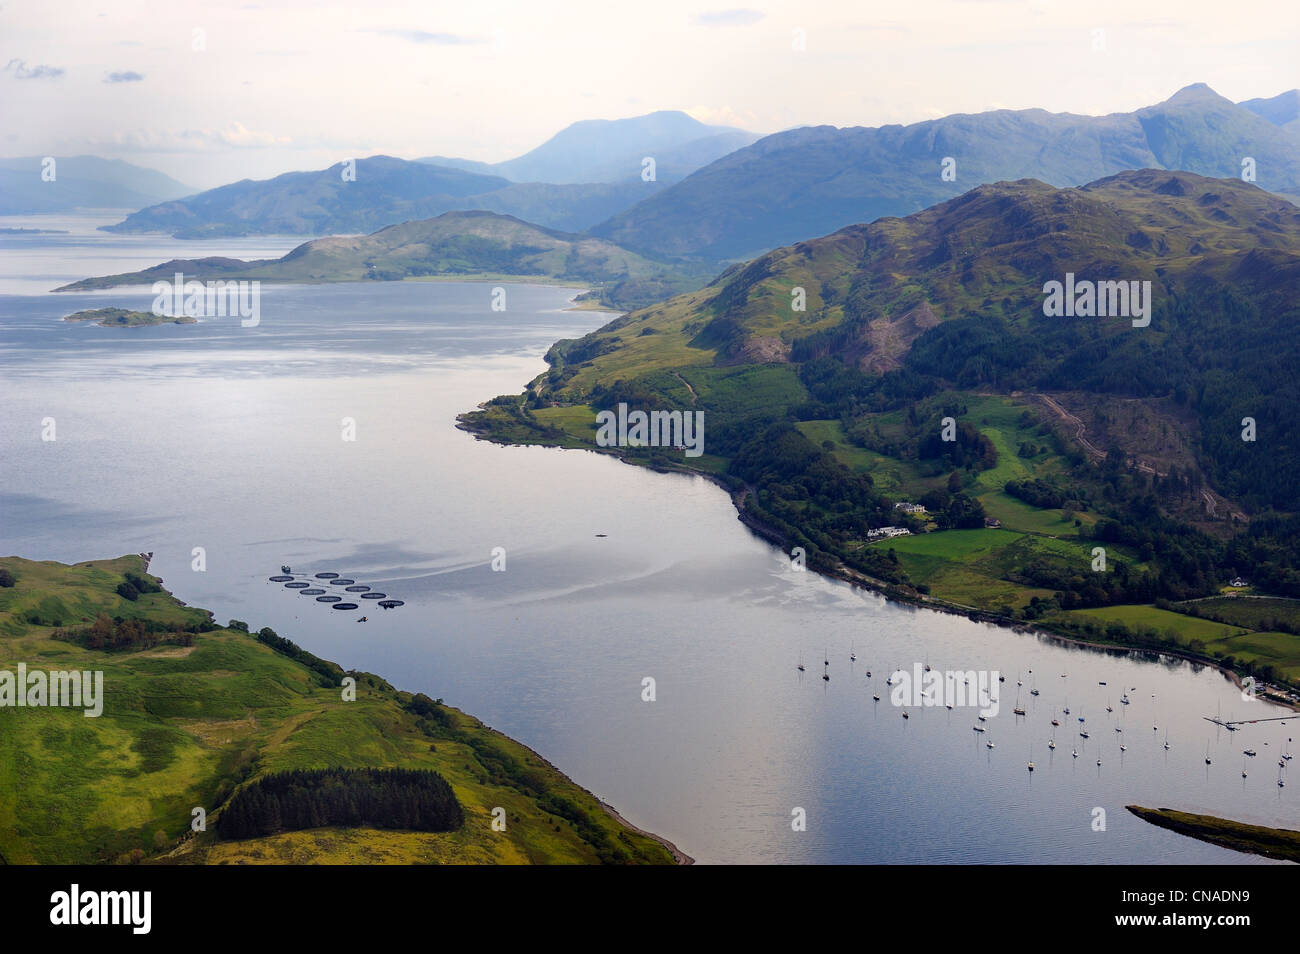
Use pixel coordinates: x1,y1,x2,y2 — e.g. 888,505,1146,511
3,0,1298,189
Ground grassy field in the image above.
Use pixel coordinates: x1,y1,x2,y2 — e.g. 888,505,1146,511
0,555,676,865
1181,597,1300,632
1064,604,1245,641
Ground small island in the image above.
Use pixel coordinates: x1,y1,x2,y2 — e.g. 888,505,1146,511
64,306,196,327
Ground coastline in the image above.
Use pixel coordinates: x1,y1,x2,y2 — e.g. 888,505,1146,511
457,410,1300,715
597,800,694,866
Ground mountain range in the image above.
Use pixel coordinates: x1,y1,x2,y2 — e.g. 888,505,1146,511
593,84,1300,260
101,111,755,239
0,156,195,214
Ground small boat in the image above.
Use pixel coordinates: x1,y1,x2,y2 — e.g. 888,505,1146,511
356,616,368,623
986,739,995,749
1120,694,1130,705
1028,761,1034,771
865,670,872,678
973,725,985,733
978,714,987,722
1080,730,1090,739
872,693,880,701
1072,749,1078,759
1098,680,1106,686
999,674,1006,682
1119,744,1127,752
1115,727,1122,733
822,672,829,682
280,564,291,574
1244,749,1257,757
945,704,953,711
1106,705,1113,713
902,710,909,719
1014,706,1026,716
1030,688,1040,697
1097,757,1102,766
1063,705,1070,715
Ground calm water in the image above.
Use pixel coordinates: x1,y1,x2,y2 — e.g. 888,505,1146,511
0,218,1293,863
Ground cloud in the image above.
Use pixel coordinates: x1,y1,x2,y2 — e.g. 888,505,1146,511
3,59,64,80
88,122,292,153
365,29,485,45
694,9,764,27
105,71,145,83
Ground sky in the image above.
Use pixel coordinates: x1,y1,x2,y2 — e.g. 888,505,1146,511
2,0,1298,189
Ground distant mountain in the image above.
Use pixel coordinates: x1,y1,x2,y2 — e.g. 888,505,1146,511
1238,89,1300,134
420,110,758,184
60,209,704,310
0,156,195,214
102,155,667,238
594,84,1300,261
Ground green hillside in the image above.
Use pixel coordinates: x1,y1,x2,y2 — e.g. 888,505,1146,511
462,170,1300,689
0,555,677,865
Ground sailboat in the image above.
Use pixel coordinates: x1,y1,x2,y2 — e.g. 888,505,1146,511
872,693,880,702
1163,728,1170,751
986,738,995,749
1051,709,1060,727
1013,688,1026,717
850,641,856,662
902,710,909,719
1048,735,1057,750
1241,757,1248,779
1072,748,1078,758
797,651,805,672
1029,674,1039,697
1205,742,1212,766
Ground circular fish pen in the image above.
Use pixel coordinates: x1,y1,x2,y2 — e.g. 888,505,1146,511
345,585,370,592
300,588,326,595
331,602,359,610
360,592,386,599
329,579,356,585
269,575,294,582
316,595,341,603
378,600,404,608
314,572,339,579
284,582,309,589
